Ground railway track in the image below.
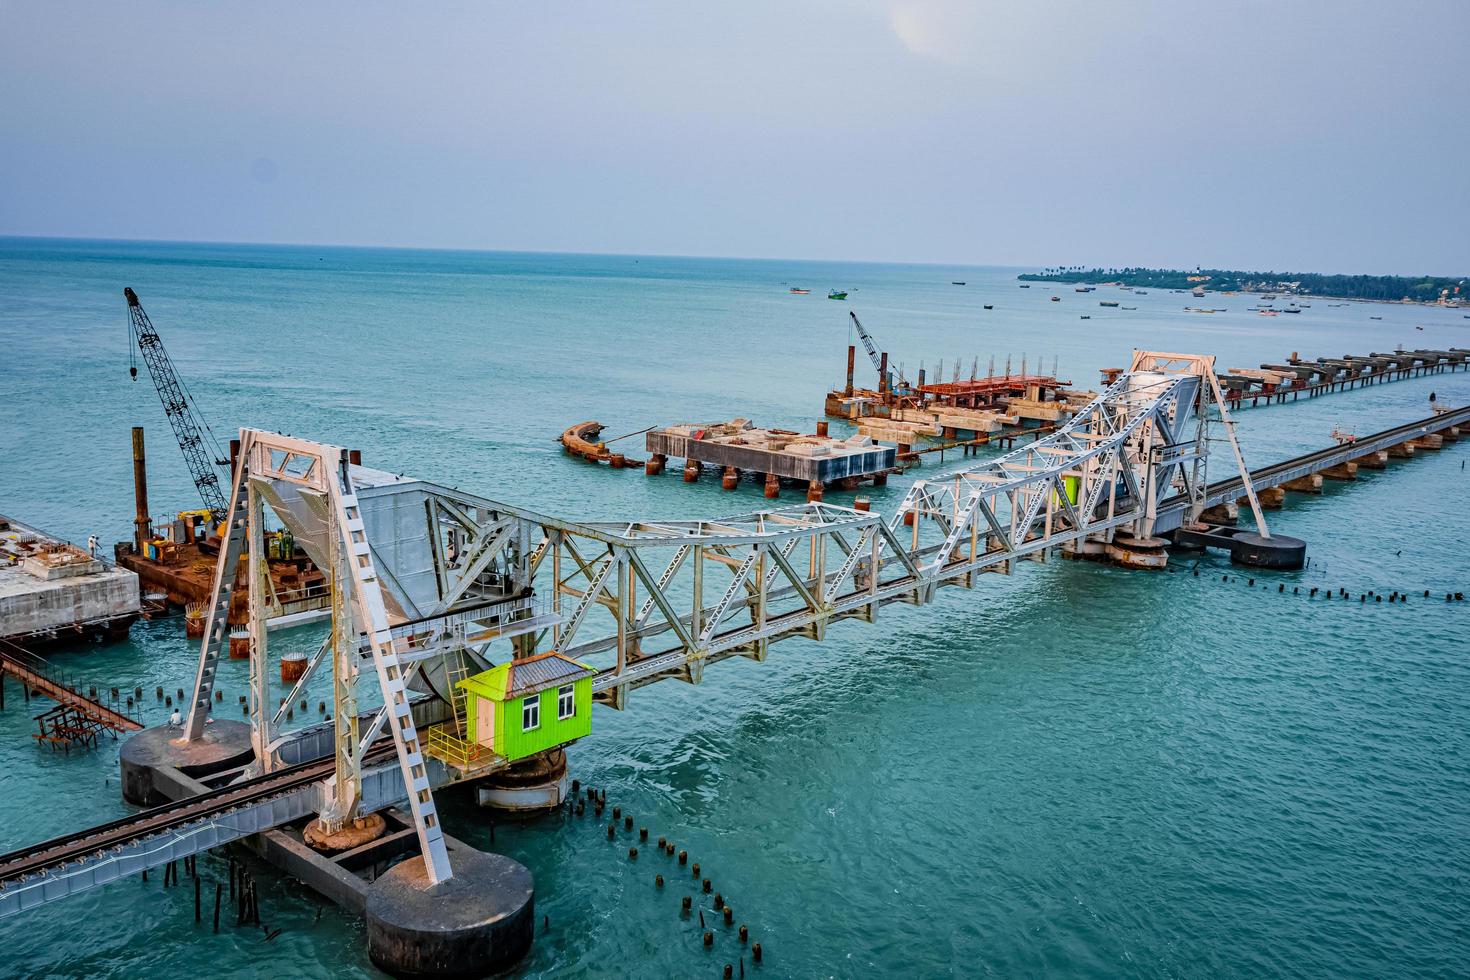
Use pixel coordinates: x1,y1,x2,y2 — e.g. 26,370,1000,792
0,742,395,889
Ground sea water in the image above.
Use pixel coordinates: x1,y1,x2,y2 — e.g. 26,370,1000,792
0,238,1467,978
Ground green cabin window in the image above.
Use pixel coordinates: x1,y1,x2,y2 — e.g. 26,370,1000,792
557,684,575,720
521,696,540,732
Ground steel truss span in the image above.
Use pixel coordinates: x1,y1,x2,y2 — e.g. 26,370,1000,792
167,351,1267,888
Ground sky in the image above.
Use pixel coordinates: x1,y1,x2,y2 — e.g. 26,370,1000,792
1,0,1466,274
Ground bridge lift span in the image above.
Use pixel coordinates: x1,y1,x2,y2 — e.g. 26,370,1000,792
0,350,1298,974
171,350,1272,882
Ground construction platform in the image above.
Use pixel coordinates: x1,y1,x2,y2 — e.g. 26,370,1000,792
0,515,139,649
645,419,895,500
1211,347,1468,409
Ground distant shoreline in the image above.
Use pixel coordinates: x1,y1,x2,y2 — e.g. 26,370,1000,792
1019,267,1467,308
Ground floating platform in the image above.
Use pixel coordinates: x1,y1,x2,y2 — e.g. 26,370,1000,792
646,419,895,500
0,515,139,649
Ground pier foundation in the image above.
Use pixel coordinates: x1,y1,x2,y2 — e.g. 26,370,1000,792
1388,442,1415,459
118,721,254,806
1105,534,1168,570
1357,450,1389,470
475,748,569,816
1282,474,1323,494
366,843,534,979
1229,532,1307,570
1321,462,1358,481
1257,486,1286,508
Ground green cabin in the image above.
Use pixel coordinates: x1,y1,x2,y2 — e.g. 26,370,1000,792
456,652,596,762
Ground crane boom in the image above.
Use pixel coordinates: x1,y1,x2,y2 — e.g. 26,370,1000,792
849,311,903,390
125,287,229,522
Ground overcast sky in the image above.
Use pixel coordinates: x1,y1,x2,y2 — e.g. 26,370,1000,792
1,1,1465,273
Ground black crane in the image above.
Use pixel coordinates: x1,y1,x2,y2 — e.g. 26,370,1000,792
125,287,229,522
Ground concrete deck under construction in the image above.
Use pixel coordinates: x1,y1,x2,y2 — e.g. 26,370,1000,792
0,515,139,647
646,419,895,498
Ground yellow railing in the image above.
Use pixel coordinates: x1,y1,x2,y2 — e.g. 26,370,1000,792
425,725,492,770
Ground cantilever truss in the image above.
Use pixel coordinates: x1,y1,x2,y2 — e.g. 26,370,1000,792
176,352,1269,887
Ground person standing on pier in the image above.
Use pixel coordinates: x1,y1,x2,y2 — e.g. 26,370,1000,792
87,534,97,557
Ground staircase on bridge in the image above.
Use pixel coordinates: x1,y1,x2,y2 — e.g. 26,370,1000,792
0,639,142,745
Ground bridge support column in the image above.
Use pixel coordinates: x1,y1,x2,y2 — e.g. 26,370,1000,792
366,839,534,978
1322,462,1358,480
1357,450,1389,469
1201,501,1238,524
1409,434,1443,451
475,748,569,816
1439,426,1460,443
682,460,702,482
721,466,740,491
645,453,666,476
1388,442,1415,459
764,473,780,499
118,720,254,806
1257,486,1286,508
1229,533,1307,570
1281,474,1323,494
1105,534,1168,570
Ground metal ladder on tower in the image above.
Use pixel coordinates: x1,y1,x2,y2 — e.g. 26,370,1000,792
183,474,250,741
335,477,454,884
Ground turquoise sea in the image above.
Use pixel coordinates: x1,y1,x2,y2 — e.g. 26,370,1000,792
1,237,1468,978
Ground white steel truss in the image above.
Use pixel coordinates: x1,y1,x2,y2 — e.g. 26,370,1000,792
177,352,1268,887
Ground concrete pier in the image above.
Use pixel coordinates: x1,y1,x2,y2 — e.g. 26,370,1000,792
1,515,139,648
365,844,534,978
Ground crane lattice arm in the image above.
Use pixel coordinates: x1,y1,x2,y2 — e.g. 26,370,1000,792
125,287,229,521
849,311,904,390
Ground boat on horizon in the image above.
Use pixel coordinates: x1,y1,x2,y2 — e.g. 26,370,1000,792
951,281,966,286
984,304,994,310
789,287,810,295
1050,296,1061,302
828,289,848,300
1019,284,1031,288
1099,300,1120,308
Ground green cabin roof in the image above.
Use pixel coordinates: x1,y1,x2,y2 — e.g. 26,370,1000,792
458,652,596,703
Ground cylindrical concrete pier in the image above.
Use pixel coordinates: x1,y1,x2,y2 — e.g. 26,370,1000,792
365,847,534,978
475,748,568,816
1229,532,1307,570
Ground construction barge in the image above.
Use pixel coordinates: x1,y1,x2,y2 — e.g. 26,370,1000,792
0,515,139,650
646,419,895,500
112,427,331,632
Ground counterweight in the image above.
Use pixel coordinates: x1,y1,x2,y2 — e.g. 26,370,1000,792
125,287,228,521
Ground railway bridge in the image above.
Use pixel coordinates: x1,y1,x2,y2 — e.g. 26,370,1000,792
1,350,1465,975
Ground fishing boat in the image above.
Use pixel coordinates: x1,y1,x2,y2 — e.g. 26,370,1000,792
1050,296,1061,302
1080,315,1091,319
789,287,810,295
1259,310,1278,317
1121,305,1137,310
1135,290,1148,295
951,281,966,286
1370,315,1383,320
827,289,848,300
983,304,994,310
1280,307,1300,314
1019,284,1031,288
1099,300,1119,308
